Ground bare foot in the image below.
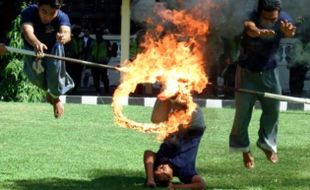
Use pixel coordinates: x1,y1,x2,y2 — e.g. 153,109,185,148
53,98,64,119
243,151,255,169
257,144,278,164
46,94,64,119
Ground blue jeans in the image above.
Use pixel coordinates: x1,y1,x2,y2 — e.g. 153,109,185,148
23,42,74,97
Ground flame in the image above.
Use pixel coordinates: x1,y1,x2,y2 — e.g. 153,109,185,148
112,5,209,140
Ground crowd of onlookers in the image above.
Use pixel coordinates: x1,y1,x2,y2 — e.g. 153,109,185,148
62,25,155,97
64,25,116,96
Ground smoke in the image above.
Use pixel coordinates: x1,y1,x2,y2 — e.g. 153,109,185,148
280,0,310,67
131,0,156,24
131,0,255,38
282,0,310,18
131,0,310,67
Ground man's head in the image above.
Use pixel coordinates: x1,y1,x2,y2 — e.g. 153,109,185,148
154,163,173,187
258,0,282,13
72,26,81,37
257,0,282,29
95,28,103,40
38,0,63,24
82,28,90,37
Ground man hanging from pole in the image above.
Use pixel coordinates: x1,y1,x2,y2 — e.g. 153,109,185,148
229,0,296,169
21,0,74,118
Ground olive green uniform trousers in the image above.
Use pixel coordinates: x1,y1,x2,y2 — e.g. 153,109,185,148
229,66,281,153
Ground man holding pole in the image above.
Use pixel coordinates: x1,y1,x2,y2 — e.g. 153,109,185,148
229,0,296,169
21,0,74,118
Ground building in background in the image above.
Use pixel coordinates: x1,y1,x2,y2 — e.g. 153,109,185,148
0,0,141,36
63,0,122,34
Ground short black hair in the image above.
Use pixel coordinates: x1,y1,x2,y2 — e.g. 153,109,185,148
258,0,282,12
38,0,63,9
154,173,170,187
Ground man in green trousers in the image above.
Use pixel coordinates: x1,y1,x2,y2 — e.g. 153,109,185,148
229,0,296,169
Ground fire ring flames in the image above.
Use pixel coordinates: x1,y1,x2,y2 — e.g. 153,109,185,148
112,8,209,140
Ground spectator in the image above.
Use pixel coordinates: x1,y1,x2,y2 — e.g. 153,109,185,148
88,28,111,94
81,28,93,60
65,25,83,94
287,39,310,96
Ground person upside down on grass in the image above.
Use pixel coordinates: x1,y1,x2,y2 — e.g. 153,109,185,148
21,0,74,118
143,94,206,189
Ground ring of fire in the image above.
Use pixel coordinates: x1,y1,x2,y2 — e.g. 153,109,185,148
112,7,209,140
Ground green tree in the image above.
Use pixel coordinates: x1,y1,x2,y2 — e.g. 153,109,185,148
0,2,44,102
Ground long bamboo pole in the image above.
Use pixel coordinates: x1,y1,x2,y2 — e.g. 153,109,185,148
5,46,121,71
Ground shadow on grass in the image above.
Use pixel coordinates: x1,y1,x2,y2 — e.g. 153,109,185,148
198,146,310,189
6,146,310,190
7,169,146,190
199,164,309,189
281,111,310,116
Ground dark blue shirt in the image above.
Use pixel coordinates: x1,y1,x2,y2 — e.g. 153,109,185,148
238,11,293,72
21,4,71,51
154,107,205,184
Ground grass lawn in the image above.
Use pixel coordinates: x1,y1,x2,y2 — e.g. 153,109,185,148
0,102,309,190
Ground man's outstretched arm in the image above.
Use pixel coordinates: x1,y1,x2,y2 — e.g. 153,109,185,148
170,175,206,190
22,23,48,54
280,20,296,38
244,21,275,38
144,150,156,188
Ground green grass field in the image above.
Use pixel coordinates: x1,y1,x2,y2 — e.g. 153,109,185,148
0,102,309,190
